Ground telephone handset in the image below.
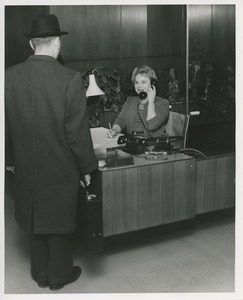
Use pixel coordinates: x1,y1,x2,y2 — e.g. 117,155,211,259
138,79,157,100
151,79,157,87
138,91,147,100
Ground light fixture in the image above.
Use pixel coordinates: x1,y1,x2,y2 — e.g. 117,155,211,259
85,67,105,97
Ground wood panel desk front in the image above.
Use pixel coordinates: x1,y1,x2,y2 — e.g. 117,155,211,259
92,153,196,238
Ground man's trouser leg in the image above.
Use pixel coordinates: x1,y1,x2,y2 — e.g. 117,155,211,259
30,232,73,285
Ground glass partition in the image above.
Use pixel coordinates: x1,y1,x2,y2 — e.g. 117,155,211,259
187,5,235,155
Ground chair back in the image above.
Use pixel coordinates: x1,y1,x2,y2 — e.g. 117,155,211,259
166,110,200,150
165,111,186,149
165,111,186,137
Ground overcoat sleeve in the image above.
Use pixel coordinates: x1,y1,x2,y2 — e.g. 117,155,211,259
5,110,14,166
5,79,14,166
64,72,98,175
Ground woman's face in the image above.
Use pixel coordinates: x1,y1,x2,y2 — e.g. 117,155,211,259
134,74,151,94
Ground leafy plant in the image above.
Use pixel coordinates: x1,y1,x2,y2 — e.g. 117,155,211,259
82,65,133,127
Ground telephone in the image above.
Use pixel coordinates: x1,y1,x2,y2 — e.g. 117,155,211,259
117,134,171,155
118,135,147,154
151,79,157,87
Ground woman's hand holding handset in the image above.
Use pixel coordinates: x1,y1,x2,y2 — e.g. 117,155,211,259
147,84,156,104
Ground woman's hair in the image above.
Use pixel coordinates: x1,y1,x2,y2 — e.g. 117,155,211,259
131,65,157,84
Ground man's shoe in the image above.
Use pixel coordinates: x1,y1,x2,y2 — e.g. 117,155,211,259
37,281,49,288
49,266,82,291
49,283,64,291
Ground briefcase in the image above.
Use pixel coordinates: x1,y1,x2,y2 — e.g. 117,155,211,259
80,184,103,253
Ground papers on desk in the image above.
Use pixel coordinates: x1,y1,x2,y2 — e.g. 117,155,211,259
93,143,103,149
90,127,134,168
90,127,124,149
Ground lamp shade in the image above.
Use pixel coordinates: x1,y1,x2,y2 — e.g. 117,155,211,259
86,74,104,97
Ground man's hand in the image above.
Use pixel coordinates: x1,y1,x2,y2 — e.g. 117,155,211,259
80,174,91,187
6,165,15,174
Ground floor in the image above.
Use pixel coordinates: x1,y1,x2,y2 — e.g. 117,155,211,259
3,172,237,300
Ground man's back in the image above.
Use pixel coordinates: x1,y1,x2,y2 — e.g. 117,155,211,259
5,14,93,289
6,55,80,173
5,54,97,233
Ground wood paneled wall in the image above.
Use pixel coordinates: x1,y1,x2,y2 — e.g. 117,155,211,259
147,5,186,56
195,154,235,214
5,5,235,89
50,5,187,96
51,6,121,61
188,5,235,64
5,6,50,67
212,5,235,54
121,6,147,59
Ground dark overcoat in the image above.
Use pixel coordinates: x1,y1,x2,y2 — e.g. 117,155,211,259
5,55,98,234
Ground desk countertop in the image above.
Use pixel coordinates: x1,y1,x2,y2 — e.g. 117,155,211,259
98,150,194,172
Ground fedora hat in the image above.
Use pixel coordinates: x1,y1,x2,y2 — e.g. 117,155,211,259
24,14,68,38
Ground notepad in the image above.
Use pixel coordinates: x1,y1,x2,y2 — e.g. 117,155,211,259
90,127,124,149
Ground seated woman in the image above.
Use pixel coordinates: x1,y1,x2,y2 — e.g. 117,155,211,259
107,65,169,139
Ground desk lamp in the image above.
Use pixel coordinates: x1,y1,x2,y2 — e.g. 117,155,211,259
86,67,105,97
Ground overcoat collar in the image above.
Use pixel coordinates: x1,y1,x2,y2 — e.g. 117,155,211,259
27,55,58,63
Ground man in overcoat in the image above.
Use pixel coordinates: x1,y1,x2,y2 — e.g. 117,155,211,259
5,14,98,290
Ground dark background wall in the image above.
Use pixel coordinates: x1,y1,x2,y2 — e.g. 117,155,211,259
189,5,235,67
5,6,49,67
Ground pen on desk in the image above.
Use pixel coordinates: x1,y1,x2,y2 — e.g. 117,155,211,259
109,123,112,130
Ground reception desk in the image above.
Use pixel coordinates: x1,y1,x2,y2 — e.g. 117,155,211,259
91,152,196,238
84,128,235,251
